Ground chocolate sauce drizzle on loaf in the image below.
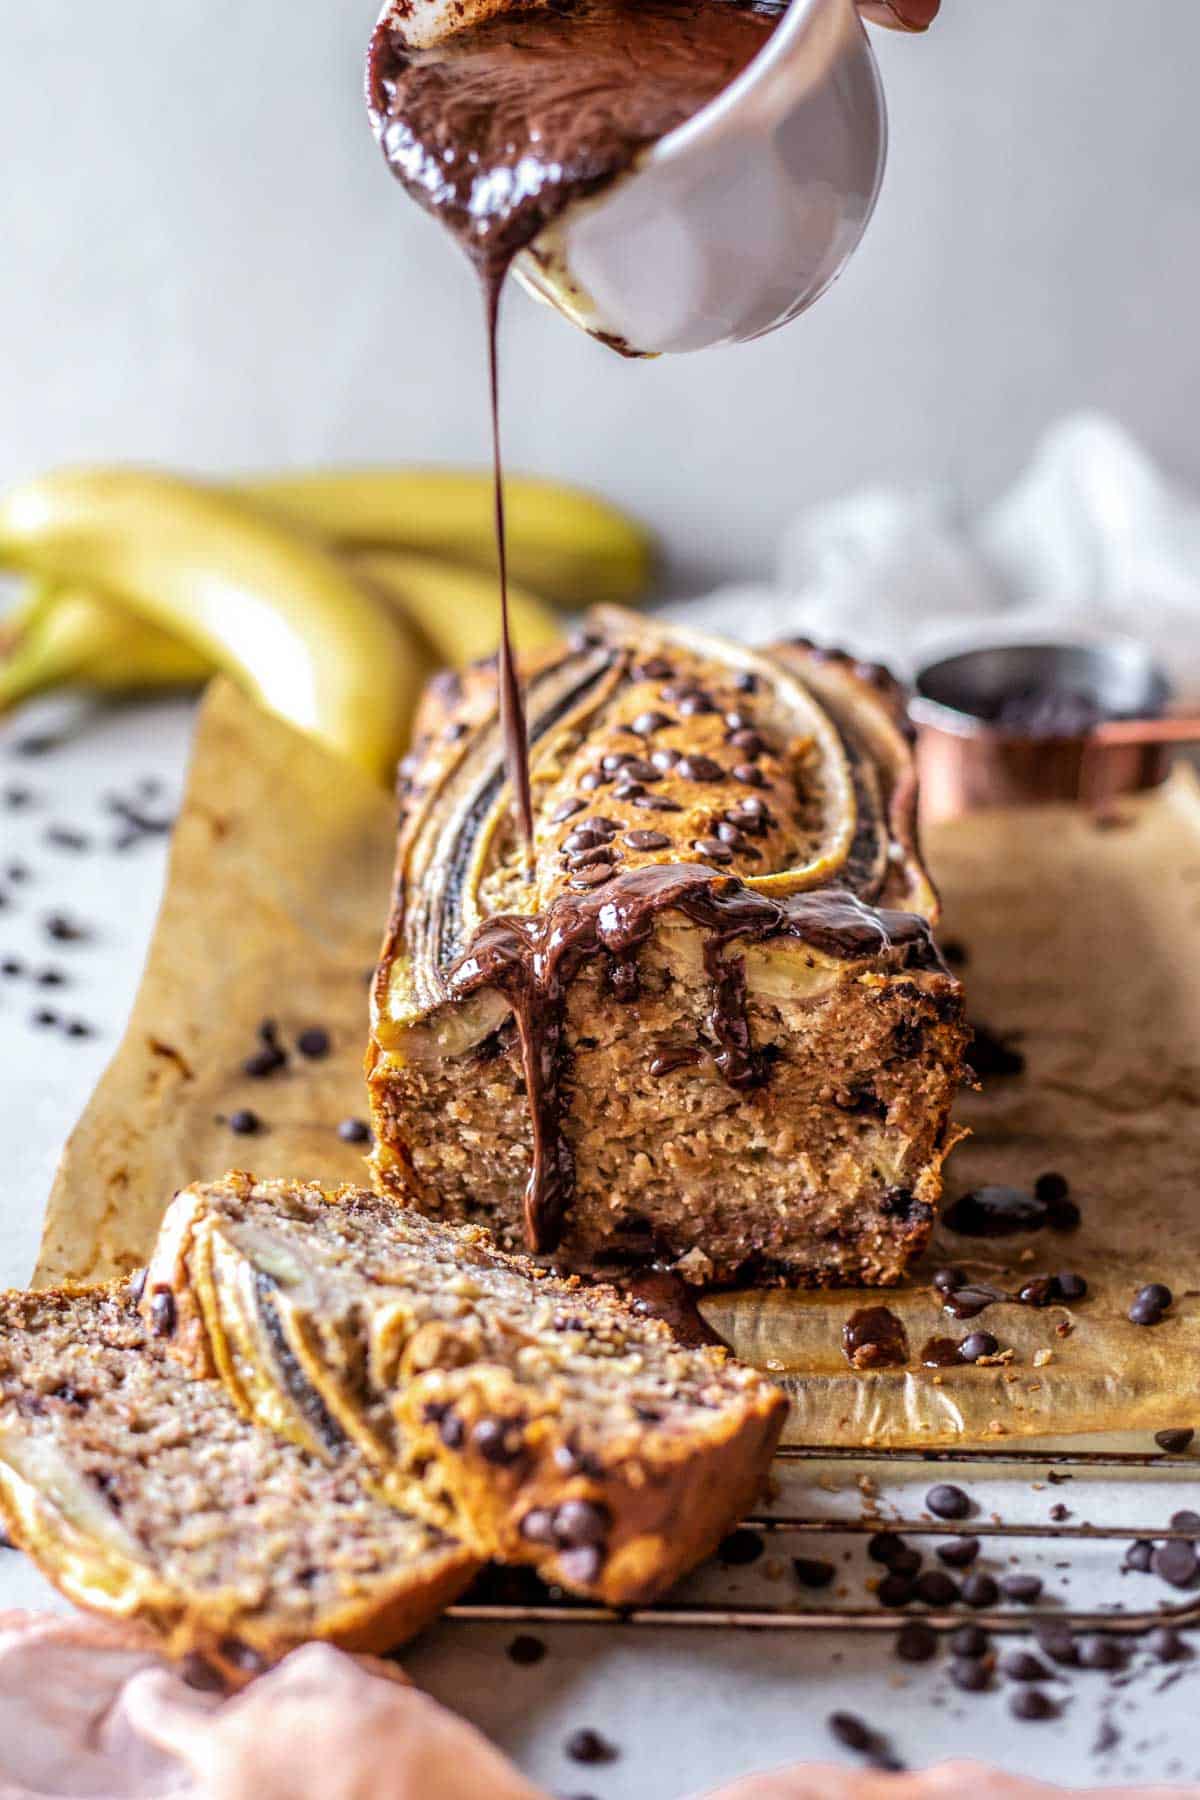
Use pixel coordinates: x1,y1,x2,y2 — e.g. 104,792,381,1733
449,862,943,1254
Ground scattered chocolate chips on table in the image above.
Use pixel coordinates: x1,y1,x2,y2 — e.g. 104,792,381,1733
1001,1572,1044,1603
337,1117,372,1144
506,1633,546,1666
1010,1688,1058,1722
960,1572,1000,1609
915,1570,960,1608
938,1536,981,1569
950,1657,991,1693
895,1622,938,1662
1151,1540,1198,1589
925,1484,972,1521
1077,1636,1125,1671
950,1624,989,1659
1001,1650,1051,1682
966,1021,1026,1078
564,1729,617,1766
792,1556,835,1589
718,1526,764,1567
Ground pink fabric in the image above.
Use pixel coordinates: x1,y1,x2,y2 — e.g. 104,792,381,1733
0,1612,1189,1800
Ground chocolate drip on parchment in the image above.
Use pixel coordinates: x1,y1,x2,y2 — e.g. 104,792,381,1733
448,863,942,1255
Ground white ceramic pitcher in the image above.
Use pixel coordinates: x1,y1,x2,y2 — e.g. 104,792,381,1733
373,0,889,356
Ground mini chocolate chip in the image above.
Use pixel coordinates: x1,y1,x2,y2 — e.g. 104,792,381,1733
630,711,673,737
297,1026,331,1059
827,1712,874,1753
926,1484,971,1520
1010,1689,1057,1722
563,828,604,852
472,1418,524,1465
337,1117,371,1143
1047,1197,1082,1231
1018,1276,1060,1308
36,968,65,987
1124,1539,1155,1572
438,1411,465,1449
557,1544,603,1585
793,1557,836,1589
951,1624,989,1658
1002,1650,1051,1681
950,1658,991,1692
566,846,617,870
915,1570,959,1607
727,729,765,756
714,821,746,846
877,1574,916,1608
1077,1636,1125,1670
625,830,671,851
960,1331,999,1362
732,764,765,786
65,1019,93,1039
868,1532,912,1569
506,1633,546,1666
619,758,660,783
579,772,604,791
650,747,680,772
180,1652,227,1692
149,1288,176,1337
1171,1509,1200,1530
1001,1573,1044,1603
554,1499,609,1547
719,1527,764,1566
45,825,90,852
612,781,644,801
1155,1428,1194,1454
1056,1271,1088,1302
565,1728,618,1767
45,913,88,943
940,939,969,966
676,755,725,782
723,710,754,732
735,672,759,693
243,1046,286,1078
551,798,585,823
601,752,635,774
1,958,22,977
518,1507,558,1544
586,816,619,838
938,1537,981,1569
1034,1623,1078,1665
691,838,733,864
632,794,682,812
31,1008,58,1027
1129,1282,1172,1325
228,1109,261,1135
1034,1171,1069,1203
961,1572,1000,1608
1148,1625,1189,1663
678,692,716,716
631,657,673,681
569,865,614,889
933,1267,966,1295
1048,1503,1070,1523
1152,1541,1198,1588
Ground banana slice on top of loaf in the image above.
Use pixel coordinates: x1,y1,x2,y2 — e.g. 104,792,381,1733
146,1174,788,1607
0,1283,475,1679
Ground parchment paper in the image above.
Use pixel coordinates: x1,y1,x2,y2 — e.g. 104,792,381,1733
36,682,1200,1447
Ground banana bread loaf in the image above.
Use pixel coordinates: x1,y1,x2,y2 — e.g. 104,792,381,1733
368,609,967,1287
145,1174,787,1606
0,1283,475,1677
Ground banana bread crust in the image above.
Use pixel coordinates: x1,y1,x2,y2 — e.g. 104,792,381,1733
368,612,966,1286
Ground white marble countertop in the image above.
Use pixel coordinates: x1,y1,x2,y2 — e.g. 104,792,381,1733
2,693,1199,1797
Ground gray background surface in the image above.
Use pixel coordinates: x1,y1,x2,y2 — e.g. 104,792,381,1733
1,2,1196,584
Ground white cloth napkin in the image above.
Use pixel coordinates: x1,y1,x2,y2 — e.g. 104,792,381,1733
671,414,1200,699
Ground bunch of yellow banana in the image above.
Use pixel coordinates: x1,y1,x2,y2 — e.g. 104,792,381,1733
0,466,655,783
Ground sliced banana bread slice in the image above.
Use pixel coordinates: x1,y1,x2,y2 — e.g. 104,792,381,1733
0,1284,475,1678
146,1174,788,1606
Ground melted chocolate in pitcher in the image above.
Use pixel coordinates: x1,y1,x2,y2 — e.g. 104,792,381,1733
367,0,782,849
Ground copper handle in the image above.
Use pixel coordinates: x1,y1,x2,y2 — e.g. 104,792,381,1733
1090,716,1200,748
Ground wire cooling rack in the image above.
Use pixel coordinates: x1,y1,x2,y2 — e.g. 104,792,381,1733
446,1444,1200,1635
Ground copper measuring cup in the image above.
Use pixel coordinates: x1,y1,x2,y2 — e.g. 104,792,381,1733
910,641,1200,825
